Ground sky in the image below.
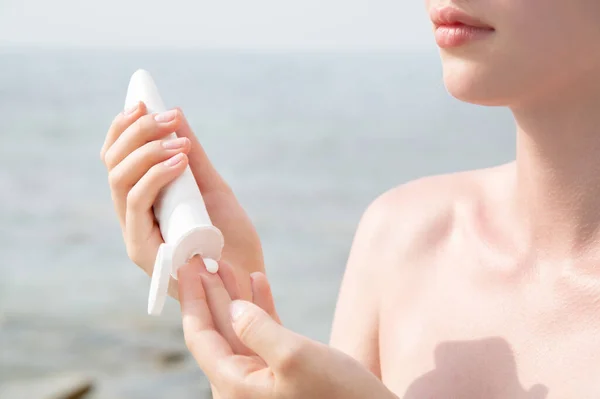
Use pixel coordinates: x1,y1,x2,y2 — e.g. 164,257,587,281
0,0,434,50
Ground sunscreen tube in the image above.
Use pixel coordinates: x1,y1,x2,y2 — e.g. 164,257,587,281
124,69,224,316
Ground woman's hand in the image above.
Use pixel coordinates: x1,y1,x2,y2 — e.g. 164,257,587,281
100,103,264,299
178,258,398,399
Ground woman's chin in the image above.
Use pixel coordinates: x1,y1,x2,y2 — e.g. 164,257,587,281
442,64,517,107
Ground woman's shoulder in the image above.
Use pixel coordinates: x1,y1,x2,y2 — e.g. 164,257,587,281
358,163,513,258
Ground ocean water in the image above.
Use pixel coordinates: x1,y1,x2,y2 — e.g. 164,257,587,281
0,48,515,398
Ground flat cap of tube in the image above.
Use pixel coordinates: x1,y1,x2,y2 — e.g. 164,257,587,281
148,243,174,316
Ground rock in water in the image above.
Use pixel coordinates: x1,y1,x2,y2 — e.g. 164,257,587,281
0,373,93,399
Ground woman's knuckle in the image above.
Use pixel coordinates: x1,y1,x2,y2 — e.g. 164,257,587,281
108,113,124,133
277,341,307,374
183,331,198,353
150,139,166,154
146,162,163,179
125,244,142,266
173,107,183,118
131,118,145,138
113,111,124,123
172,107,186,122
99,143,109,162
143,114,161,135
182,326,207,348
103,148,116,169
108,169,124,190
234,314,258,344
126,187,142,211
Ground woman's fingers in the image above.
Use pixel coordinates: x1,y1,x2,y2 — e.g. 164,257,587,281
100,101,146,162
108,137,191,224
198,261,253,356
180,259,270,398
230,300,307,374
218,261,242,301
104,109,183,171
102,106,191,274
178,258,235,383
173,109,231,194
250,272,281,324
123,153,188,272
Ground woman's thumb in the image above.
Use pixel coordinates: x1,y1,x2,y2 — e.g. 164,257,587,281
230,300,304,368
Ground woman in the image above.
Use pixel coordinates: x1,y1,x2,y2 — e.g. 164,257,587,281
100,0,600,397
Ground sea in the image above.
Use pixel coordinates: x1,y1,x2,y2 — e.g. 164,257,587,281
0,47,516,398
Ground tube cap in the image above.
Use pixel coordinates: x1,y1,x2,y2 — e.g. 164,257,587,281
148,243,174,316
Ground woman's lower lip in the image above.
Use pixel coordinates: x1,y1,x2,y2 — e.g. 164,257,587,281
434,25,494,48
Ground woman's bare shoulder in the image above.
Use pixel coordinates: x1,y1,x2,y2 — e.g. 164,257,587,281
358,163,512,259
330,164,512,371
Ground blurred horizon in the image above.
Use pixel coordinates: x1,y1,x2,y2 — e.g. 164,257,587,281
0,0,432,51
0,44,436,53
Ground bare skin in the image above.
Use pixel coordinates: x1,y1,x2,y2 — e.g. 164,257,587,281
332,164,600,398
330,1,600,397
331,84,600,398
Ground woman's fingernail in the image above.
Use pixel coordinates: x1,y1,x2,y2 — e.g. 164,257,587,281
154,109,178,123
124,103,139,115
162,137,187,150
164,153,184,167
230,300,248,322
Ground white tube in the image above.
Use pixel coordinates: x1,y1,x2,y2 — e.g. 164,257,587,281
124,69,224,316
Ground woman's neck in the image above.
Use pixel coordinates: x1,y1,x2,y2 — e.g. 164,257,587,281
511,72,600,259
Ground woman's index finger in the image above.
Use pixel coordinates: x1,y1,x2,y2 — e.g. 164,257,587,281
178,257,235,381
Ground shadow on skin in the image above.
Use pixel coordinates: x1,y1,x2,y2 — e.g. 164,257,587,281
402,337,548,399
